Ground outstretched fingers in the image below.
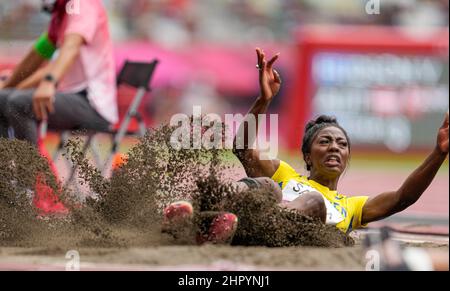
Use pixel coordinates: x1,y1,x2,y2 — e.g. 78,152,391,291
256,48,268,71
256,48,263,69
256,48,262,67
267,53,280,71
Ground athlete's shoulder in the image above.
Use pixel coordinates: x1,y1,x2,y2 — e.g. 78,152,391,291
272,160,302,182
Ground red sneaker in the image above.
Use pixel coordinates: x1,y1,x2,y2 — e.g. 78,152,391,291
198,212,238,245
162,201,194,234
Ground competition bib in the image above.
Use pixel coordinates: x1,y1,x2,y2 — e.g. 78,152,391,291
281,180,344,225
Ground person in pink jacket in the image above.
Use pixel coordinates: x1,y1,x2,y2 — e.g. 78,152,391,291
0,0,118,145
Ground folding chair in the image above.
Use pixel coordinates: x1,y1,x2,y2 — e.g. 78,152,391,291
48,59,159,185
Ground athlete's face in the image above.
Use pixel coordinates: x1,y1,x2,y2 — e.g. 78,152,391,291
306,126,350,178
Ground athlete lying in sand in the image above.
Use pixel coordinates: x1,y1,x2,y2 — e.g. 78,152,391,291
163,48,449,244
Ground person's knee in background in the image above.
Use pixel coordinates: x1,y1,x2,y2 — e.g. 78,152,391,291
0,90,13,138
5,91,36,143
6,91,33,119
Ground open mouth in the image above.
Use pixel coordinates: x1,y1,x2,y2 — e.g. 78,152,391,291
324,155,341,166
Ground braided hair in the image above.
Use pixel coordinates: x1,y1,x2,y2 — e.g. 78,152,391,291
301,115,351,171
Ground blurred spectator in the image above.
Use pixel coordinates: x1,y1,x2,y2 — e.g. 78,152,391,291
0,0,118,145
394,0,448,27
2,0,447,44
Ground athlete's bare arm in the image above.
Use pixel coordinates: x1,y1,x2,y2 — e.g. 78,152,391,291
233,48,281,178
361,112,449,224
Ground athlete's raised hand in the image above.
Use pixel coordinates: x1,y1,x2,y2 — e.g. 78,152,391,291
256,48,281,101
436,111,449,155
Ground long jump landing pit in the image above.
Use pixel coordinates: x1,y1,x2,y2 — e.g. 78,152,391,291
0,232,447,271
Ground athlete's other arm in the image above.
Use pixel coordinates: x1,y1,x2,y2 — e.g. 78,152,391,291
233,48,281,177
361,112,449,224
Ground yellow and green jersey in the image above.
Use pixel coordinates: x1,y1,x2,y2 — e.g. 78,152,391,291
272,161,369,233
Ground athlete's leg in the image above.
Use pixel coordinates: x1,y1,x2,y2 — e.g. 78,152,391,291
280,191,327,223
236,178,325,222
236,177,282,203
162,201,238,244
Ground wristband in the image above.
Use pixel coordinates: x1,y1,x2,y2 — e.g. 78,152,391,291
34,32,57,59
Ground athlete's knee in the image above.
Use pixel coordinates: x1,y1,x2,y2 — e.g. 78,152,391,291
254,177,282,203
293,191,326,223
236,177,282,203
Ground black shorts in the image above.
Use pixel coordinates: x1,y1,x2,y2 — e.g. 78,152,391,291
238,177,263,190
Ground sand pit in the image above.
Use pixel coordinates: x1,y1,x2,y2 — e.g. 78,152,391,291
0,235,447,271
0,244,370,271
